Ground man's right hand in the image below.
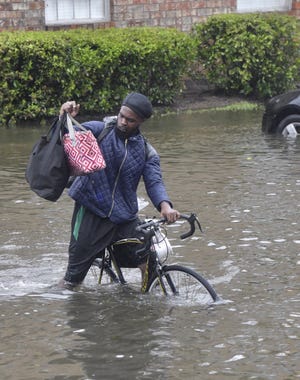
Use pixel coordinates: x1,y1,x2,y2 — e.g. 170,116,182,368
160,201,180,224
60,101,80,117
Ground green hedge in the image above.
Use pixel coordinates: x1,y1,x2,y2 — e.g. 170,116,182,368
191,13,300,98
0,27,194,126
2,15,298,126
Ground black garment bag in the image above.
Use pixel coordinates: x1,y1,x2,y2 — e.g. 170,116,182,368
25,113,70,201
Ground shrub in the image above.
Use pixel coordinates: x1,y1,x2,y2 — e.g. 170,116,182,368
0,28,194,126
191,13,300,99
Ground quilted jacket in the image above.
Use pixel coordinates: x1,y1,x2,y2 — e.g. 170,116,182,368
68,120,171,224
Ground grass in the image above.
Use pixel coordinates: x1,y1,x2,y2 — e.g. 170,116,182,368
156,100,263,118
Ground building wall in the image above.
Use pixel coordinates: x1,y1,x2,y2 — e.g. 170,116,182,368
290,0,300,16
0,0,298,33
111,0,235,32
0,0,45,30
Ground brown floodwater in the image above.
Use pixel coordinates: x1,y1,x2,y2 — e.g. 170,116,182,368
0,109,299,379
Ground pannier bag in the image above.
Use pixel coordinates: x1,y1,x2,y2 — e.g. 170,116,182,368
63,113,106,176
25,113,70,202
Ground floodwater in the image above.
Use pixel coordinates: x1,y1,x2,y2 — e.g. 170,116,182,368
0,109,299,380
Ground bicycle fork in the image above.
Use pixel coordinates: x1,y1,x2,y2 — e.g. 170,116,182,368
152,265,179,296
158,270,179,296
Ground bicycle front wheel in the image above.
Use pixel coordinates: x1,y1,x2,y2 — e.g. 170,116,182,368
147,264,219,304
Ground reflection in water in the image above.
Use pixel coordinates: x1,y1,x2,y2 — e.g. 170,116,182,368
0,110,299,379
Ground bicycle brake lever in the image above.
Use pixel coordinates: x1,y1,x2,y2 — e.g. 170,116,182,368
195,216,203,233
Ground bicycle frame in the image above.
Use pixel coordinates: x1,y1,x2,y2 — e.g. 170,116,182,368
94,213,202,287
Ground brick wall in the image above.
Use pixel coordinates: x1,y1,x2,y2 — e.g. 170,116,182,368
290,0,300,17
47,0,236,32
111,0,236,31
0,0,45,31
0,0,298,32
0,0,237,32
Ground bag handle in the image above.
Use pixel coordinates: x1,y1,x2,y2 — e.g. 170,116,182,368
65,113,87,146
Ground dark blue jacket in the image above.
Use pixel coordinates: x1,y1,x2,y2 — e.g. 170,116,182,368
68,120,171,224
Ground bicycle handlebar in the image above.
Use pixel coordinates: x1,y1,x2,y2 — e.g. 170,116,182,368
136,213,202,240
178,213,202,239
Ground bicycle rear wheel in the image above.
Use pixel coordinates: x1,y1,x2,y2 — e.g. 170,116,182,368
87,258,120,285
147,264,219,304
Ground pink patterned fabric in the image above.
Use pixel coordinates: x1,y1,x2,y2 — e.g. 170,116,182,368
63,130,106,176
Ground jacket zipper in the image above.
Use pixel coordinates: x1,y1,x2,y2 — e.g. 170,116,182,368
108,139,128,217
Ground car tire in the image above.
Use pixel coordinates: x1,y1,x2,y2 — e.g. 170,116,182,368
276,114,300,137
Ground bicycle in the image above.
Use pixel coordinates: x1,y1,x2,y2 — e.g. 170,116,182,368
89,213,220,304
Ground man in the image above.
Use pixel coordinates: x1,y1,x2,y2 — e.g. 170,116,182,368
59,92,180,289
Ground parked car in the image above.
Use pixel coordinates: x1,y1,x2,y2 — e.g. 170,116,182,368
262,89,300,137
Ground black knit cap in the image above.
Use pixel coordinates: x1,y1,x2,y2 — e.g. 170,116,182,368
122,92,153,119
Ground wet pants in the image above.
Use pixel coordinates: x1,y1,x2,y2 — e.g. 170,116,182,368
64,203,142,285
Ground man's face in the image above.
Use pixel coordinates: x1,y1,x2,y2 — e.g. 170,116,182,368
117,106,143,134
